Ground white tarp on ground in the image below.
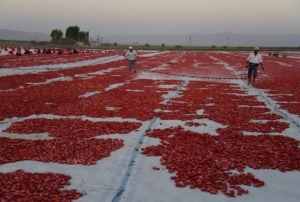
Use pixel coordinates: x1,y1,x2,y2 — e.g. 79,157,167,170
139,51,170,58
0,51,170,77
109,75,300,202
0,55,124,77
0,50,10,56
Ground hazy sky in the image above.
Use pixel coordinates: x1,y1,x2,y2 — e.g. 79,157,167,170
0,0,299,37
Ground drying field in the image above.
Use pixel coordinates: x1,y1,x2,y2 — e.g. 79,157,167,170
0,48,300,202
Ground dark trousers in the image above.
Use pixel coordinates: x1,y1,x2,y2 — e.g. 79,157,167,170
248,63,258,78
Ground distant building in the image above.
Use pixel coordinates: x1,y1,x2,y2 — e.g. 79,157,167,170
76,42,84,46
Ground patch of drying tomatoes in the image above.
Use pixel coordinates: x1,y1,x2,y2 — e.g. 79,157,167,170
216,121,289,134
1,50,298,200
142,127,300,197
60,79,167,121
0,52,186,121
0,69,128,120
0,169,82,201
210,51,300,118
0,60,126,90
142,52,237,78
5,118,142,139
0,137,123,165
138,52,182,70
157,81,288,133
0,71,173,122
185,122,206,127
0,50,122,68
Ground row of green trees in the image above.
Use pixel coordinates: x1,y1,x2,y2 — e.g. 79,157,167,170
50,26,89,43
66,26,89,42
50,29,63,41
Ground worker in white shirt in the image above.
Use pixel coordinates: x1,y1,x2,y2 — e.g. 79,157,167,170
246,47,264,86
124,46,138,72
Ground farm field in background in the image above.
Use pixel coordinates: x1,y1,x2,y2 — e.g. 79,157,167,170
0,47,300,202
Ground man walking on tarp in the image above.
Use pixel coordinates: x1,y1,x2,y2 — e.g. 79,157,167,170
124,46,138,72
246,47,264,86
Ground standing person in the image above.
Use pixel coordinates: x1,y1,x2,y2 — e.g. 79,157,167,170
124,46,138,72
246,47,264,86
16,50,22,56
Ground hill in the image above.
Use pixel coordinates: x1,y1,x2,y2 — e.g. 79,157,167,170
103,33,300,47
0,29,50,41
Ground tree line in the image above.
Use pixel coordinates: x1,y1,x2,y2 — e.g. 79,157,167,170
50,26,89,44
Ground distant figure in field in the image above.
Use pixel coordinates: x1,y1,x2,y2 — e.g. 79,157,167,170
124,46,138,72
57,49,63,55
36,48,41,54
46,49,52,54
68,48,73,55
73,49,79,54
16,50,22,56
24,49,31,55
246,47,264,86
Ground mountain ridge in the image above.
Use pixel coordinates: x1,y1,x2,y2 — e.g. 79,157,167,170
0,28,51,41
1,28,299,47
